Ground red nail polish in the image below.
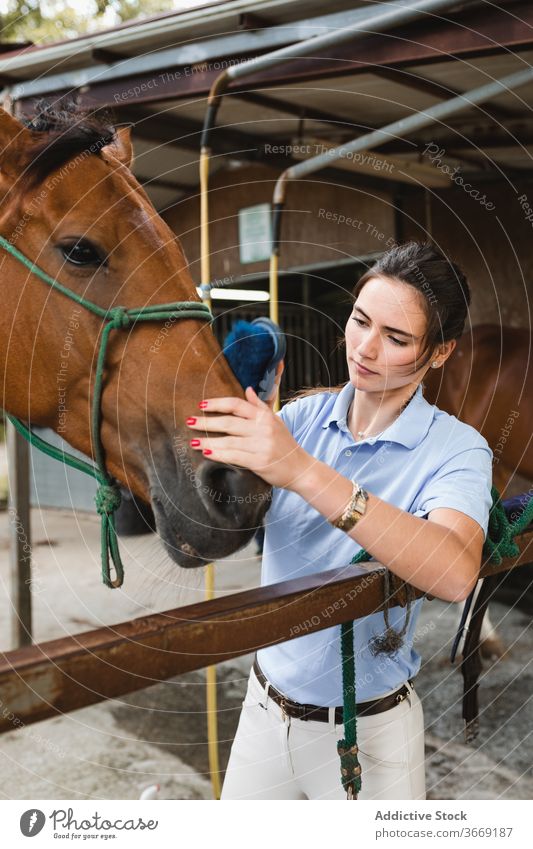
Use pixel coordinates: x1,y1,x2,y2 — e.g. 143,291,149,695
190,439,201,447
186,417,197,425
203,449,212,456
199,400,208,409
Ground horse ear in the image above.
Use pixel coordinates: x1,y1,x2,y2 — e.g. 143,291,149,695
0,108,31,168
106,125,134,168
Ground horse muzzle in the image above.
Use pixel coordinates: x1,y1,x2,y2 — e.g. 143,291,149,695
148,447,271,567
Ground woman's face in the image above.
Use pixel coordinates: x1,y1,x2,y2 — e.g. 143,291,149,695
345,275,432,393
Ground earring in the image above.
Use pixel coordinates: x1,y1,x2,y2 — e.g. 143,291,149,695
432,361,439,368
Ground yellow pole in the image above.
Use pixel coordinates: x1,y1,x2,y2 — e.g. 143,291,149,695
199,146,221,800
204,561,221,799
200,149,211,288
269,251,280,413
269,252,279,326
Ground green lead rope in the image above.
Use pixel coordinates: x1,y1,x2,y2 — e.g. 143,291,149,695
6,414,126,588
338,486,533,799
0,234,212,588
337,546,372,799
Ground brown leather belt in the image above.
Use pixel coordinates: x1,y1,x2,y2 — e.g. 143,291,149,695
253,659,412,723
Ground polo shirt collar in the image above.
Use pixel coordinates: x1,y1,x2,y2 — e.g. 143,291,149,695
322,382,435,449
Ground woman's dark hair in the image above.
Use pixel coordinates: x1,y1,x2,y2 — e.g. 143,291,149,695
354,240,471,372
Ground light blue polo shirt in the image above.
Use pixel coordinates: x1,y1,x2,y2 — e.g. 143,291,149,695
257,382,493,706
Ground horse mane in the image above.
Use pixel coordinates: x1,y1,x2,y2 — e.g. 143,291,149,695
21,98,117,185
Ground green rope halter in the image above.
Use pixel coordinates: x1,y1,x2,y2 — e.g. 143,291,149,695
0,234,212,588
339,485,533,799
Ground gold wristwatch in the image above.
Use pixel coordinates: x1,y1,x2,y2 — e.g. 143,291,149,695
332,481,368,532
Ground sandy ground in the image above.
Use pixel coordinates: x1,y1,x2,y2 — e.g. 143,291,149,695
0,503,531,801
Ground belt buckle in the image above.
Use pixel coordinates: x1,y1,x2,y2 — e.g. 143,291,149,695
279,697,288,720
395,686,408,705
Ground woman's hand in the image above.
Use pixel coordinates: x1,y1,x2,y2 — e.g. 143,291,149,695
186,385,311,490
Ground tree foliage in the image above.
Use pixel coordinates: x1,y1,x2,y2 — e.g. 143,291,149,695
0,0,180,45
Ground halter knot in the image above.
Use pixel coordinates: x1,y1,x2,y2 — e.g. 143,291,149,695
108,307,132,329
95,483,122,515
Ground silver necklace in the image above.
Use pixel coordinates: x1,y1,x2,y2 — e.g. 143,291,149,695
353,388,417,440
356,427,383,440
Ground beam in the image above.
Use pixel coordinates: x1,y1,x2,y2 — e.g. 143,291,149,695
91,47,131,65
233,89,358,132
237,12,270,31
0,529,531,733
118,104,259,155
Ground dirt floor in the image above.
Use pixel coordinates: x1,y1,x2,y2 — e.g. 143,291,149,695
0,501,531,801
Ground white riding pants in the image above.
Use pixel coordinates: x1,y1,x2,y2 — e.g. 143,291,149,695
221,665,426,800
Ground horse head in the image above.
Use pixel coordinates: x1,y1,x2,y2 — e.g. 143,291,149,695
0,103,271,568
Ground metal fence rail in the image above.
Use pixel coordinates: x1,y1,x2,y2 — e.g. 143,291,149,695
1,529,531,734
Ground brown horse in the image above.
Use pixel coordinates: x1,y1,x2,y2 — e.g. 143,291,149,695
0,103,270,568
424,324,533,496
424,323,532,658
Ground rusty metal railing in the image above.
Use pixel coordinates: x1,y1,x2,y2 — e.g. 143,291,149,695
0,529,531,733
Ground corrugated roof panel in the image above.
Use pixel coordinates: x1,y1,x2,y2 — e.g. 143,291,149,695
250,73,442,125
132,137,202,181
130,136,228,208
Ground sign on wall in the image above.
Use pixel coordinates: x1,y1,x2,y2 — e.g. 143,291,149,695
238,203,272,264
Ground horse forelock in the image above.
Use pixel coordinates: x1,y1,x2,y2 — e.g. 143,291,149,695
20,98,118,188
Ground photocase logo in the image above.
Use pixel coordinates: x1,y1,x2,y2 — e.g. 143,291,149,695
20,809,46,836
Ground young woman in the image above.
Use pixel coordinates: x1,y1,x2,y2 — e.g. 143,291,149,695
186,241,493,800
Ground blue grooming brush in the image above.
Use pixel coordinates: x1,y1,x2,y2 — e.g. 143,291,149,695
223,317,286,400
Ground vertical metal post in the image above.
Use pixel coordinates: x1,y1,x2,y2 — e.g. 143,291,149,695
1,91,33,648
7,418,33,647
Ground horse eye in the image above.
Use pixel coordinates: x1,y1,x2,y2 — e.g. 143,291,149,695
61,240,105,267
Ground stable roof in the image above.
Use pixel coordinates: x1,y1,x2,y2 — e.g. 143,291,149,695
1,0,532,212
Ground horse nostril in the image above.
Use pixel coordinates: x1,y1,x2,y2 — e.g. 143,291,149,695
197,461,266,527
